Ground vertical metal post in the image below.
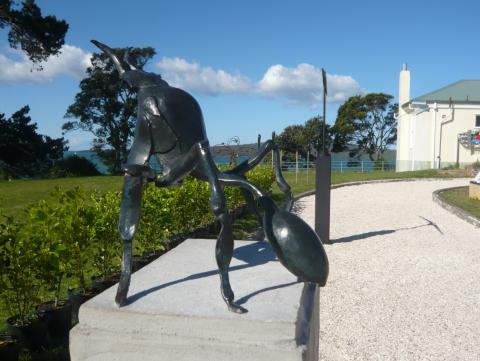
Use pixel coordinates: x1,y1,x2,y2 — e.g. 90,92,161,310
361,161,364,172
295,150,299,184
315,68,331,244
306,150,309,184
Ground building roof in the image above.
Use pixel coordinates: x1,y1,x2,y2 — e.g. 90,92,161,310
413,80,480,103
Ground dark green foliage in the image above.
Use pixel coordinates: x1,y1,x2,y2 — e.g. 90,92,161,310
332,93,398,161
90,191,121,279
277,116,331,159
373,156,386,171
0,213,42,324
23,200,73,306
63,47,156,174
0,0,68,65
0,106,66,178
50,155,100,178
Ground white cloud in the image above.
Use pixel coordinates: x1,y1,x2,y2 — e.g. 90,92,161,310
156,57,362,107
0,45,91,84
257,63,363,106
156,57,251,96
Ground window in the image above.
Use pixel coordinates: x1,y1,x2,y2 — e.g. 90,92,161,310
476,115,480,128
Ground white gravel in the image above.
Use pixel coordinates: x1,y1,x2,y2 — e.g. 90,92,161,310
295,179,480,361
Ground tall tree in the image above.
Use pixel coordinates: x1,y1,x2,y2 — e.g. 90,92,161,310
277,116,331,159
0,0,68,64
0,105,66,178
332,93,398,161
63,46,156,174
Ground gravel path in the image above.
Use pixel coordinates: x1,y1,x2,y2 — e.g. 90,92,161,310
295,179,480,361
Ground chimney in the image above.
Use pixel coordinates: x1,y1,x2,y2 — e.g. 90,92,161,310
399,63,410,116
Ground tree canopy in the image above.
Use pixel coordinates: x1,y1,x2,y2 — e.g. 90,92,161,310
0,0,68,64
63,46,156,174
277,116,331,159
0,105,66,178
332,93,397,161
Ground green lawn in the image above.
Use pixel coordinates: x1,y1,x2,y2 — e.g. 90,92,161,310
0,176,123,218
275,168,465,195
439,187,480,219
0,169,467,219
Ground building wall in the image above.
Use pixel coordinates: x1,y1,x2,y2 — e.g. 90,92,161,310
397,103,480,171
438,106,480,166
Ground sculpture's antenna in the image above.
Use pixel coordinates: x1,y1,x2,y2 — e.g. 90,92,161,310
91,40,126,75
124,48,137,70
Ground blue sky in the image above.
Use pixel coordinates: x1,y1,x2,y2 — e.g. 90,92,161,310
1,0,479,150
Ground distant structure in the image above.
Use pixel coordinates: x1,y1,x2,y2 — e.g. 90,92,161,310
396,65,480,171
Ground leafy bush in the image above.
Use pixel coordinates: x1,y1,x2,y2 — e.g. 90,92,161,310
0,213,42,324
90,191,121,278
0,166,275,318
50,155,100,178
373,156,386,171
48,187,96,290
23,200,74,306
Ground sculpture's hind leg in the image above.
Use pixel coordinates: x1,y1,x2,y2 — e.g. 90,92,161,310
196,143,247,314
116,171,147,306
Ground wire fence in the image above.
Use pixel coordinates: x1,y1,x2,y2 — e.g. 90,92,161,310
279,160,396,173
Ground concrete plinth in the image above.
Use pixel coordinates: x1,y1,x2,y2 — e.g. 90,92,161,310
69,239,319,361
469,181,480,200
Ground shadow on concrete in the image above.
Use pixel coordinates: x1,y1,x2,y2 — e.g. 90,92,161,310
330,215,444,244
236,281,298,306
125,241,280,306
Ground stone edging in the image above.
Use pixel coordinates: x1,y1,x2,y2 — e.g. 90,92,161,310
292,177,466,202
432,186,480,228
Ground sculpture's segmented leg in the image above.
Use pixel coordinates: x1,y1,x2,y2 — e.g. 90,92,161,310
196,143,247,314
116,172,145,307
225,138,293,211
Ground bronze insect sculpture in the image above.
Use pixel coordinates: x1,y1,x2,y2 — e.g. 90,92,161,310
92,40,329,314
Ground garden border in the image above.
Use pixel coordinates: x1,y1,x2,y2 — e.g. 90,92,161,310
432,186,480,228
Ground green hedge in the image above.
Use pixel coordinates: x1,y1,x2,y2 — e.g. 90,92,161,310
0,167,274,322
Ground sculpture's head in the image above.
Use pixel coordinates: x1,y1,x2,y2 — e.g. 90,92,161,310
91,40,168,89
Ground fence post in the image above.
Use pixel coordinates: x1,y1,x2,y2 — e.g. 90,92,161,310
306,151,309,184
340,160,343,173
295,150,298,184
382,161,384,171
361,161,364,172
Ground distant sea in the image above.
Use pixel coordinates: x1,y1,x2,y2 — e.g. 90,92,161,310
64,150,250,174
64,149,396,174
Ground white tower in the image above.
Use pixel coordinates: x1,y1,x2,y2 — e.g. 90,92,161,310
396,64,411,171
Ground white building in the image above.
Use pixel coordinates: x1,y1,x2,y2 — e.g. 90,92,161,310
396,65,480,171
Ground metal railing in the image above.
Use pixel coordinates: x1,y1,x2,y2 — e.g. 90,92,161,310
279,160,396,173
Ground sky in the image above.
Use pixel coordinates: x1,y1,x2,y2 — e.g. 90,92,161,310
1,0,479,151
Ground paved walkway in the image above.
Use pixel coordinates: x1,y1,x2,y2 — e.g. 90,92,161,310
295,179,480,361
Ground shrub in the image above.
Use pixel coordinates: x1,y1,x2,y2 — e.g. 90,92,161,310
0,213,42,324
90,191,122,278
23,200,74,306
50,155,100,178
49,187,96,290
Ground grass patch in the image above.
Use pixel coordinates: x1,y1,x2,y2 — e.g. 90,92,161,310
274,168,466,195
0,169,465,220
0,176,123,219
439,187,480,219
